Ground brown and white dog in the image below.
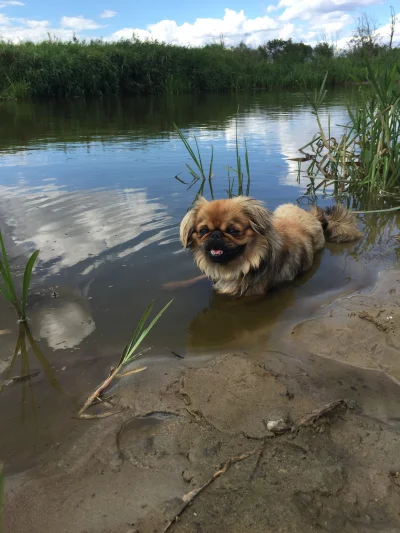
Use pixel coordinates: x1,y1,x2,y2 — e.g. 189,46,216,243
177,196,362,297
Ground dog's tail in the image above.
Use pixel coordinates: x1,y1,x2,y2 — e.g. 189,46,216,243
311,204,363,243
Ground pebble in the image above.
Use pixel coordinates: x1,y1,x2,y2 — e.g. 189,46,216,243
182,470,194,483
266,419,287,433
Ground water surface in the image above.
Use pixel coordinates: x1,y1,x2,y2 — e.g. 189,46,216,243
0,91,399,473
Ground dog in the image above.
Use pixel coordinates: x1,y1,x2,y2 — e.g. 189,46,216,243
177,196,362,297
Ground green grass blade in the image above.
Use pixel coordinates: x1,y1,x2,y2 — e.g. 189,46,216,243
0,283,12,304
119,300,155,366
0,232,18,307
174,123,204,178
244,138,251,196
120,299,173,367
194,136,205,176
21,250,39,318
208,146,214,182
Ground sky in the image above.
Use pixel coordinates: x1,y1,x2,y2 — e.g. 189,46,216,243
0,0,399,48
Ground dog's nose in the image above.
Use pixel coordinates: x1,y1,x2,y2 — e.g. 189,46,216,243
210,230,223,240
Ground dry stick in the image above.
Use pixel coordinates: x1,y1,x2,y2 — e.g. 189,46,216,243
163,399,347,533
163,448,263,533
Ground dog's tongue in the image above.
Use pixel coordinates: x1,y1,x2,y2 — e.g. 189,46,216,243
210,249,223,256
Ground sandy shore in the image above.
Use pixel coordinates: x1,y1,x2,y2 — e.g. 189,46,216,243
4,267,400,533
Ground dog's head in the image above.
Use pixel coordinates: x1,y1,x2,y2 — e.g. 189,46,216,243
180,196,274,275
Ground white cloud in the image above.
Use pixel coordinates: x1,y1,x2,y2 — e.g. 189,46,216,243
61,16,104,31
13,18,50,28
109,8,280,47
309,11,352,33
0,1,24,7
0,6,397,48
279,22,295,40
272,0,381,22
100,9,117,19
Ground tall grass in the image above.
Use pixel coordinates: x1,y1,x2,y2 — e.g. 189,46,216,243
0,38,399,99
295,63,400,196
174,110,251,202
0,232,39,321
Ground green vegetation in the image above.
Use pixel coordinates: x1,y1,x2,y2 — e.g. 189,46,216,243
0,231,39,322
0,30,399,99
78,298,173,418
174,113,251,203
296,62,400,196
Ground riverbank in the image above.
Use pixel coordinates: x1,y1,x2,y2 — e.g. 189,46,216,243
3,266,400,533
1,39,399,99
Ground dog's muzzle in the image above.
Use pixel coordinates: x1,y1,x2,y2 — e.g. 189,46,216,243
205,230,245,264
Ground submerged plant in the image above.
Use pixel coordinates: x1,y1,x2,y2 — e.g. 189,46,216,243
294,63,400,197
0,323,62,422
78,298,173,418
0,231,39,322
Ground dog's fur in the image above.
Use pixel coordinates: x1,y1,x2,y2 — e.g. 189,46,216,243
180,196,362,297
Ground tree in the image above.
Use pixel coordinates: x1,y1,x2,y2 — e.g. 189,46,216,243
349,13,382,56
314,42,334,58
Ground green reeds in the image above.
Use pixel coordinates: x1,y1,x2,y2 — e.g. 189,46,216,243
78,298,173,418
227,108,251,197
173,122,215,201
295,63,400,196
174,110,251,202
0,231,39,322
1,38,399,99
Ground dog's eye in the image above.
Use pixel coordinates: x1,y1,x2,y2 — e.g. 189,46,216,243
198,227,209,237
227,227,239,235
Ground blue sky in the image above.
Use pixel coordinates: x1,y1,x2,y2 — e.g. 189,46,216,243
0,0,398,47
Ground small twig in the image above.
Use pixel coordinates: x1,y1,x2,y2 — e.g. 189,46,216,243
163,447,262,533
291,399,347,431
165,347,185,359
163,399,347,532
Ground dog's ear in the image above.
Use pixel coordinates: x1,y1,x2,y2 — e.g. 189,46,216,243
180,197,208,248
237,197,273,236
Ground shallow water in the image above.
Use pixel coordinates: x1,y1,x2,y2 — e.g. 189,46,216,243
0,91,399,474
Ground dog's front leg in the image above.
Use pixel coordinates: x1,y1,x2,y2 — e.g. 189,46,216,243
163,274,208,290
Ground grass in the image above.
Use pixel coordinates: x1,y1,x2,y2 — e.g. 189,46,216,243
78,298,173,418
174,109,251,203
295,62,400,197
0,231,39,322
0,38,399,99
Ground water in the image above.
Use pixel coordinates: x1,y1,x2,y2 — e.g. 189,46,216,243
0,91,399,474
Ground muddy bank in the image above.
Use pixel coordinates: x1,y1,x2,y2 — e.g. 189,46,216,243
4,267,400,533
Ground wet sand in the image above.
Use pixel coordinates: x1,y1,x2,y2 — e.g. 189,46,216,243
4,267,400,533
